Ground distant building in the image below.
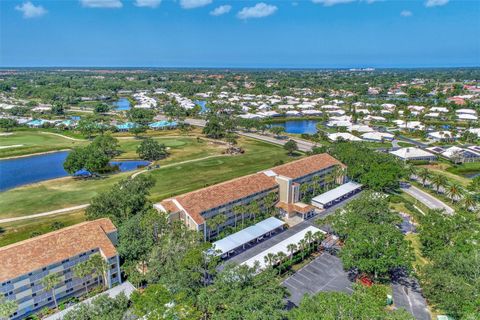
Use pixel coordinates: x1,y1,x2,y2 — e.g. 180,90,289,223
390,147,437,162
0,219,121,320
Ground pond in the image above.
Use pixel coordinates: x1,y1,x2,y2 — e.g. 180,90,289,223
0,151,150,191
464,172,480,179
112,98,131,111
194,100,208,113
270,120,319,134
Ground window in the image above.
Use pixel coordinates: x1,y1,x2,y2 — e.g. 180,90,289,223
30,283,34,287
47,297,52,301
112,274,117,279
32,293,36,297
34,303,38,307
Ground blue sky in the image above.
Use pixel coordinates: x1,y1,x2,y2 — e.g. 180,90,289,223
1,0,479,68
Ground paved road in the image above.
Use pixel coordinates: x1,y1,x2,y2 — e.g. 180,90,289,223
183,118,316,152
397,135,429,148
283,253,353,305
401,185,454,214
392,277,431,320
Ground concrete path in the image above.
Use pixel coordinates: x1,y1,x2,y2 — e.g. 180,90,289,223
41,131,86,141
401,185,454,214
0,204,90,224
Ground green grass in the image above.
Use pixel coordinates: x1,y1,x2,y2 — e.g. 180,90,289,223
0,131,86,158
418,163,472,187
0,137,295,219
397,141,415,148
446,162,480,177
0,210,86,247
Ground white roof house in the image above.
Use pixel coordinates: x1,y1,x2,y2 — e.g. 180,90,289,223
457,114,478,121
326,120,352,128
328,132,362,142
302,109,322,116
347,124,374,133
286,110,301,116
456,108,477,114
390,147,437,161
428,131,458,141
361,131,394,141
364,115,387,122
430,107,449,113
424,112,440,118
467,128,480,137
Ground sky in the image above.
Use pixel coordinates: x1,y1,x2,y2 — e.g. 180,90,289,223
0,0,479,68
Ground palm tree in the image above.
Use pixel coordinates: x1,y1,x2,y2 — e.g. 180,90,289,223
298,239,308,260
312,175,321,194
332,165,344,186
446,183,463,203
276,251,287,264
287,243,297,260
418,168,431,187
249,201,260,221
41,273,61,309
431,174,448,194
73,260,93,295
0,297,18,320
264,252,276,268
405,164,417,181
300,183,310,200
304,231,314,252
89,254,108,289
232,206,243,229
460,192,477,211
263,192,278,216
216,214,227,234
207,219,218,241
313,231,324,249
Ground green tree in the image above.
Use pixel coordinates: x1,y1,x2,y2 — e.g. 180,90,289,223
270,125,285,138
289,284,414,320
89,254,108,289
63,292,129,320
284,139,298,156
128,108,155,126
0,297,17,320
340,223,413,280
197,264,287,320
41,273,62,309
131,284,200,320
137,137,169,161
86,175,155,225
73,259,94,295
430,174,448,194
446,182,463,203
0,118,17,132
94,103,110,114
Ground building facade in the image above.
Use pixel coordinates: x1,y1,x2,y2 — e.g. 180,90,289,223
155,154,345,239
0,219,121,320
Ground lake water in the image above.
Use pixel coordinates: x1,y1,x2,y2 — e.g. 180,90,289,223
270,120,319,134
194,100,208,113
0,151,150,191
112,98,131,111
465,172,480,179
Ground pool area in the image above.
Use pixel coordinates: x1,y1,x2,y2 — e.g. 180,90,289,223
0,151,150,191
270,120,319,134
112,98,131,111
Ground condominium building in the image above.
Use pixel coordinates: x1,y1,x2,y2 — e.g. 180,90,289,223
0,219,121,320
155,154,345,239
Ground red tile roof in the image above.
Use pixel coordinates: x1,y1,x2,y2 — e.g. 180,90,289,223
158,154,344,225
270,153,344,179
171,173,278,225
276,201,315,214
0,218,117,283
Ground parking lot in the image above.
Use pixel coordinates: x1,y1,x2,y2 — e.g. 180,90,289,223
282,253,353,305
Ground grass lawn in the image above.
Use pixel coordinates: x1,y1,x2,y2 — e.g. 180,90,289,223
418,163,472,187
0,137,296,219
445,162,480,177
405,233,429,269
397,141,415,148
0,210,86,247
0,131,86,158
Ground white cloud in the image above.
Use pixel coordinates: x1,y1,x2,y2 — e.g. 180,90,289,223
80,0,123,8
15,1,47,18
312,0,355,6
135,0,161,8
237,3,277,19
210,5,231,16
312,0,379,5
425,0,449,7
180,0,212,9
400,10,412,17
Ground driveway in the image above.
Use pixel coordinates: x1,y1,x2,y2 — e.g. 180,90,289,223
401,185,454,214
282,253,353,305
392,276,431,320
